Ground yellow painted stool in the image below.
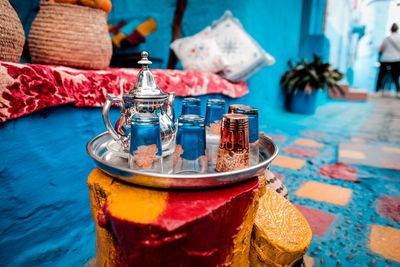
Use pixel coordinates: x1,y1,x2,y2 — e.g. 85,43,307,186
87,168,311,266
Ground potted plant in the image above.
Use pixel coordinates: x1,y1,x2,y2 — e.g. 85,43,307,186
280,54,343,114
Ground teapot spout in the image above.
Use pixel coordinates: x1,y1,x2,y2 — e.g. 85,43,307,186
166,92,176,122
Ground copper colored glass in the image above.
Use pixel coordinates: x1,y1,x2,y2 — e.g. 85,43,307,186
234,106,259,165
228,104,250,113
216,114,250,172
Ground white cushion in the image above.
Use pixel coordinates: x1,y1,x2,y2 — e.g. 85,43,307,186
170,27,226,73
210,11,275,82
170,11,275,82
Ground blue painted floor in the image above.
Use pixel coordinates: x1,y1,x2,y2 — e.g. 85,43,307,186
265,99,400,267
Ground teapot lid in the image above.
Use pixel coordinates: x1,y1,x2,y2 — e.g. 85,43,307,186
125,51,167,101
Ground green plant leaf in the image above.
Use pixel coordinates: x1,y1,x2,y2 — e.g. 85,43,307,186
281,55,343,93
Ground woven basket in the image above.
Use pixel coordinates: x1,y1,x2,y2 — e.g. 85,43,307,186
0,0,25,62
29,1,112,70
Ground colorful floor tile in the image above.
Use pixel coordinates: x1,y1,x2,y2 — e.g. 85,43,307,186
380,146,400,154
295,181,353,206
295,204,337,237
284,146,320,157
369,225,400,262
381,159,400,171
303,255,314,266
294,138,324,148
376,195,400,224
265,134,287,142
319,162,358,182
338,149,366,159
271,155,306,170
301,131,325,138
350,137,367,143
339,143,400,170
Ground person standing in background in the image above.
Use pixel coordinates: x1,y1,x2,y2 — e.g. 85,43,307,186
376,23,400,96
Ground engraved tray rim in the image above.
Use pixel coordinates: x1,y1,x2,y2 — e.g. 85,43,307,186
87,132,279,189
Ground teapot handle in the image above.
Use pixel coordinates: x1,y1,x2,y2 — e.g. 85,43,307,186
102,94,127,148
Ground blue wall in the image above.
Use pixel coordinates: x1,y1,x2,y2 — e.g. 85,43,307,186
237,0,303,118
108,0,304,117
10,0,304,116
298,0,330,63
177,0,304,119
323,0,357,85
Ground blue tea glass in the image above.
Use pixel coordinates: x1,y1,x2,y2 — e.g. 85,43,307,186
205,99,226,168
173,114,207,174
129,113,163,172
235,106,259,165
205,99,226,127
181,97,201,116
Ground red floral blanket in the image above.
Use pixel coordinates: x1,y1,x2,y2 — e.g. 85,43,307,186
0,62,248,122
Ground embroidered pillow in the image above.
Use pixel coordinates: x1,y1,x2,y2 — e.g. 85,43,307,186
209,11,275,82
170,27,226,73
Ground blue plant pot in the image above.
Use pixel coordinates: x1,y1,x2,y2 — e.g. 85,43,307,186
288,90,318,114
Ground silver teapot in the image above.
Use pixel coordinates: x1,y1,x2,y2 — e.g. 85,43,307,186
102,51,176,153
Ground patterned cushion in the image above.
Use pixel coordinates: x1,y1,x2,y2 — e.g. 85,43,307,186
170,28,226,73
210,11,275,82
171,11,275,82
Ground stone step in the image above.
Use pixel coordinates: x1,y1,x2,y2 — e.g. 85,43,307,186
329,85,368,101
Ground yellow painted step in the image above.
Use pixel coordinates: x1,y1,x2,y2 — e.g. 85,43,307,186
250,187,312,266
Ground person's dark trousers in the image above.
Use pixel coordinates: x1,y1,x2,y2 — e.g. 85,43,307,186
376,61,400,92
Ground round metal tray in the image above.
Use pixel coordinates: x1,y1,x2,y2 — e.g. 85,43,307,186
87,132,278,189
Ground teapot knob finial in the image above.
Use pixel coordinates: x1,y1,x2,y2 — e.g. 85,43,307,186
138,51,152,65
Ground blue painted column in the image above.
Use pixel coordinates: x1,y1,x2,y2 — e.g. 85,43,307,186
298,0,330,62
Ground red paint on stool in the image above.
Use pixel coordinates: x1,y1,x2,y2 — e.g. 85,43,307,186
377,195,400,224
106,178,259,267
320,162,358,182
295,204,337,237
284,146,320,158
275,173,285,180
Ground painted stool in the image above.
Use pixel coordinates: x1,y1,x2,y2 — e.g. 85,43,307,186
87,168,311,266
251,187,312,266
